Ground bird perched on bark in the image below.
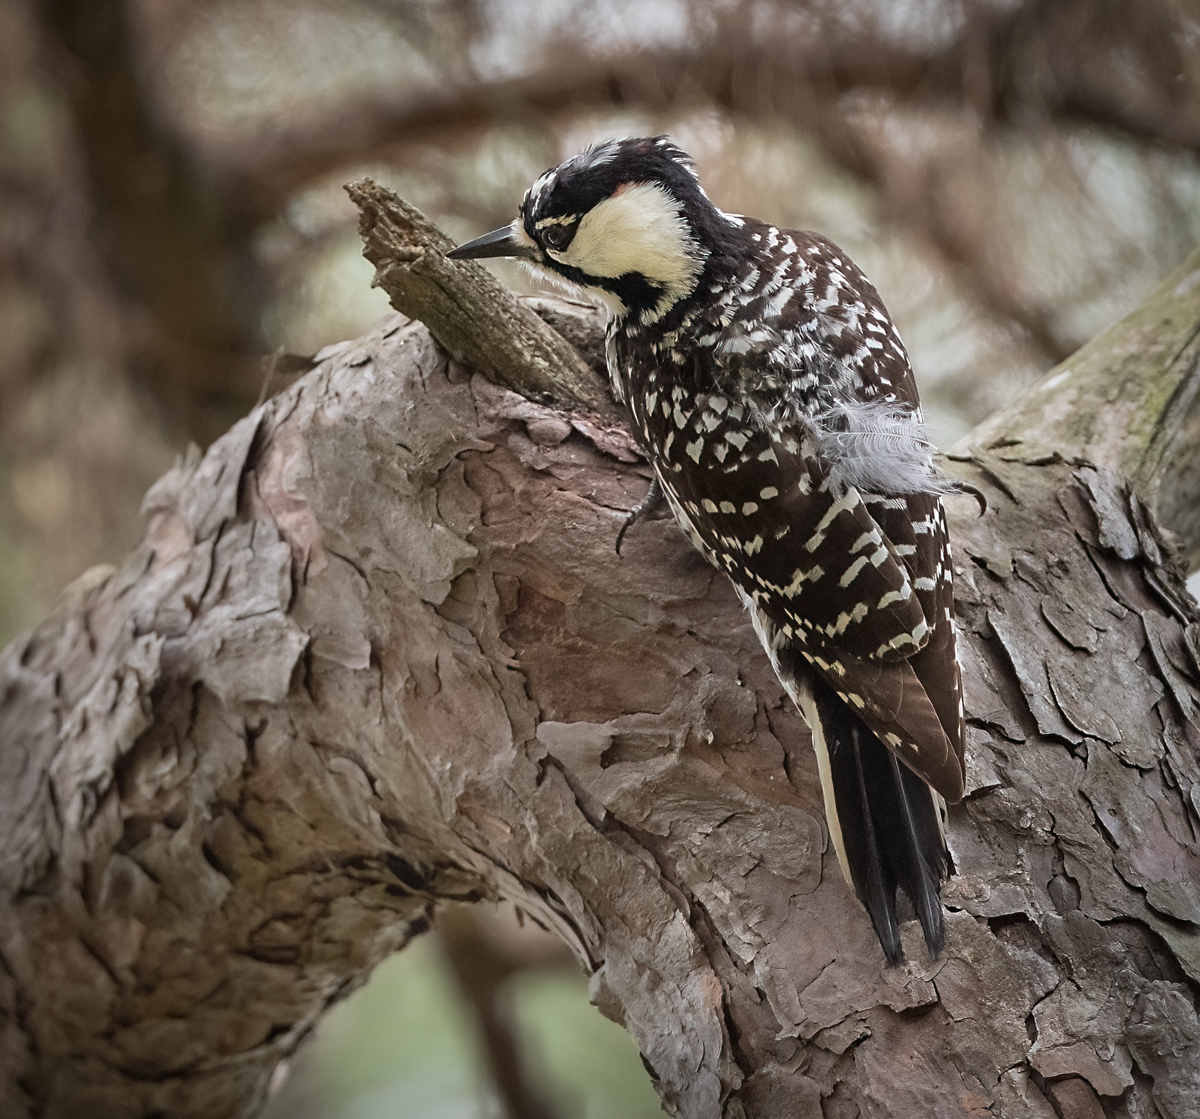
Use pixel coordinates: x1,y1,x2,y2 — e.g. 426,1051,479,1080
447,136,967,963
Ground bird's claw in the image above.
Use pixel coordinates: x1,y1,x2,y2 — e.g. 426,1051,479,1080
615,476,665,555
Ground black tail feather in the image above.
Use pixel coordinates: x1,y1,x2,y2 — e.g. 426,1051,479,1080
886,750,946,954
812,677,948,962
843,710,902,962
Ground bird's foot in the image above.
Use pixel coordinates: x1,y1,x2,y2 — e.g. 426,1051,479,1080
615,476,664,555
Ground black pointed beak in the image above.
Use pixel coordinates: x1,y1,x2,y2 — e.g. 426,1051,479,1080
445,222,536,261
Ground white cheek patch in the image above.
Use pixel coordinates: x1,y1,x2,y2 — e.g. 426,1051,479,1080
557,182,701,317
510,217,622,310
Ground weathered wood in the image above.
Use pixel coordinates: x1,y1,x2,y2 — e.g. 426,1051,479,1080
0,193,1198,1118
347,179,614,415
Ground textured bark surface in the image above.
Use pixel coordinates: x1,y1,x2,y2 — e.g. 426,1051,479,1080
967,256,1200,573
1,216,1199,1117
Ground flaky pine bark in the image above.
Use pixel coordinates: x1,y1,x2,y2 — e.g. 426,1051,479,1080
1,185,1199,1119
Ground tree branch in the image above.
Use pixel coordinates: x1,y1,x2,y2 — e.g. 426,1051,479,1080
35,0,267,402
964,245,1200,569
1,195,1198,1118
224,1,1200,222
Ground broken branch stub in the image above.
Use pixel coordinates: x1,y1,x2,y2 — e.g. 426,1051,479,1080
347,177,612,415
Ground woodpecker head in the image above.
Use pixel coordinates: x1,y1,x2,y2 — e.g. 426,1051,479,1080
447,136,731,321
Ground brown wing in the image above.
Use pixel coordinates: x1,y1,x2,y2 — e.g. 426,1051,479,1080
647,391,931,663
642,386,965,801
865,491,966,800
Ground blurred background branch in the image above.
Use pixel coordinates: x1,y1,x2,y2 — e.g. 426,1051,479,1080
3,0,1200,1113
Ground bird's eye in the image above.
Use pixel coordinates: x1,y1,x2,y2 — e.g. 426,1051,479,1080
542,223,575,251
